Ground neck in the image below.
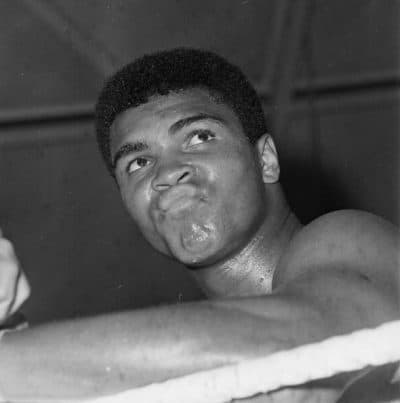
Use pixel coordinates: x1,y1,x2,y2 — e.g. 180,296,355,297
190,190,302,298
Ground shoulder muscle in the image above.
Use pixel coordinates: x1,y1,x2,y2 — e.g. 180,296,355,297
274,210,399,296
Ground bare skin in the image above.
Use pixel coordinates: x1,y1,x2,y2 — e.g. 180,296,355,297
0,89,398,402
0,230,30,327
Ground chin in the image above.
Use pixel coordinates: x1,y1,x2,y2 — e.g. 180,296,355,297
163,230,223,267
153,211,221,264
174,252,217,269
169,241,217,267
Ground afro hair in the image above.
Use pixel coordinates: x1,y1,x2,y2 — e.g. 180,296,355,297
95,48,267,175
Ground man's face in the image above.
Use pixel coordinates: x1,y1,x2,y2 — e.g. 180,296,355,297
110,89,267,266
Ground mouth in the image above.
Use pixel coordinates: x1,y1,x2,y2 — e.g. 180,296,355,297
157,185,202,219
151,186,218,261
163,196,198,218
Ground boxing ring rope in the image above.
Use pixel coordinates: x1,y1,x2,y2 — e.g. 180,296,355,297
82,320,400,403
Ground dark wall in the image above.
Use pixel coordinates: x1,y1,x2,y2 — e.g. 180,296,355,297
0,0,398,323
281,92,399,224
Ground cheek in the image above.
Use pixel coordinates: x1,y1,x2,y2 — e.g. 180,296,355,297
210,149,265,227
119,180,170,253
213,146,262,197
120,180,151,228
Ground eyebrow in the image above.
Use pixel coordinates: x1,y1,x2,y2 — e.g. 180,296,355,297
112,141,148,169
168,113,226,135
112,113,226,169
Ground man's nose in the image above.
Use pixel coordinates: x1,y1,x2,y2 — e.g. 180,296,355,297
152,163,195,191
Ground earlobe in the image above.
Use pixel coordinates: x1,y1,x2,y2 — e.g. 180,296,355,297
256,134,280,183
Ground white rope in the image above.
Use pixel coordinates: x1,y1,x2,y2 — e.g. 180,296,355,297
86,320,400,403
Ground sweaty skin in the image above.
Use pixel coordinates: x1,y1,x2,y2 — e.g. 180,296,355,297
0,89,398,402
110,89,268,267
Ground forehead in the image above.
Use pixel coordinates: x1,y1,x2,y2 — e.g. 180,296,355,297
110,88,243,151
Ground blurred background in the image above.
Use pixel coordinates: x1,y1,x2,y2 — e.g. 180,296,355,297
0,0,398,324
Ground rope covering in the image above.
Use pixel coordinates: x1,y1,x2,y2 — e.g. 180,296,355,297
86,320,400,403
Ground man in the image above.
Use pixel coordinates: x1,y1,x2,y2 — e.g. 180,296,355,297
0,48,398,402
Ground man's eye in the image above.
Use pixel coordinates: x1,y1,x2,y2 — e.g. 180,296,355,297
126,157,150,174
187,130,215,147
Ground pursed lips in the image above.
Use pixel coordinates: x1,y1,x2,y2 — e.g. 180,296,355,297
156,184,201,217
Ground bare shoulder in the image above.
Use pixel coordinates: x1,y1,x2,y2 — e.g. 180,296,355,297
274,210,399,294
297,210,399,251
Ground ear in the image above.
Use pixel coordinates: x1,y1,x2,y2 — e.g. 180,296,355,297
256,134,280,183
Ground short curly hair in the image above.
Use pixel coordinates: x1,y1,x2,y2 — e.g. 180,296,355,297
95,48,267,175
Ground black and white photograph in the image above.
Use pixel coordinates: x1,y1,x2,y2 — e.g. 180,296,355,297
0,1,399,402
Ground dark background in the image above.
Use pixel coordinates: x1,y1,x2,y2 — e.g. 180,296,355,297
0,0,398,324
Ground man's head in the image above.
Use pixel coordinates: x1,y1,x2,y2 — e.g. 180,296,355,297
95,48,280,267
95,48,268,175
